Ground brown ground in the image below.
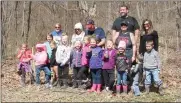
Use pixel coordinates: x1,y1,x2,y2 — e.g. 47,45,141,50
1,51,181,102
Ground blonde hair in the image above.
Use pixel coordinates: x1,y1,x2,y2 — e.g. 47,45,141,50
50,40,56,47
84,35,91,41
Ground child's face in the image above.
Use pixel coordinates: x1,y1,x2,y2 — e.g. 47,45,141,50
50,44,56,49
90,38,97,48
61,36,68,45
75,41,81,49
146,44,153,52
106,40,113,49
21,44,27,51
83,37,89,44
36,48,42,52
47,35,53,42
118,48,125,54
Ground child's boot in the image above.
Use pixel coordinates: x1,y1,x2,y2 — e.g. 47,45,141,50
96,84,102,93
145,85,150,94
158,84,164,96
122,85,128,95
87,84,97,92
72,79,78,88
116,85,121,96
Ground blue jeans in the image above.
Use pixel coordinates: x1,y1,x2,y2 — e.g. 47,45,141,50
132,72,141,96
35,65,51,84
144,68,162,86
91,69,101,84
117,71,127,85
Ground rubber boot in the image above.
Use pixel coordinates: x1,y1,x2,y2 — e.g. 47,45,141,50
87,84,97,92
96,84,102,93
145,85,150,94
72,79,78,88
158,84,164,96
122,85,128,94
116,85,121,96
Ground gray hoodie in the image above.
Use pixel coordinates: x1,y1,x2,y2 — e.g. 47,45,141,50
143,49,161,70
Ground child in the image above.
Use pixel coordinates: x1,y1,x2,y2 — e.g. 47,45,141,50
70,40,82,88
49,41,58,87
44,33,54,61
102,40,116,92
143,40,163,95
32,43,51,88
56,33,71,88
131,54,143,96
87,37,103,93
115,41,129,96
17,43,33,87
81,36,91,81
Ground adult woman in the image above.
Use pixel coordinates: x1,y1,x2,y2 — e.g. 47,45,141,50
115,21,136,63
71,22,85,47
139,19,159,55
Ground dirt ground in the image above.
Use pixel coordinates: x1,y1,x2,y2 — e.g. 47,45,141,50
1,51,181,102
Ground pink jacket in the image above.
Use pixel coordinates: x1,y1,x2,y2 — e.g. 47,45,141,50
33,44,48,66
81,44,90,66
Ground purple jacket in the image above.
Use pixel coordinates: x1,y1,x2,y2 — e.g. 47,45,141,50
87,46,103,69
102,49,116,69
70,48,82,68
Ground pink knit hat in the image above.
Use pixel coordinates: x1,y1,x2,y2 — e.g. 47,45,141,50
118,41,126,49
36,43,47,51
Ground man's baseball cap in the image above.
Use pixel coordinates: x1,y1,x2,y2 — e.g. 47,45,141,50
86,19,95,25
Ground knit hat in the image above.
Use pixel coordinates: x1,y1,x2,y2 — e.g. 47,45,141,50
118,41,126,49
74,22,83,30
36,43,46,51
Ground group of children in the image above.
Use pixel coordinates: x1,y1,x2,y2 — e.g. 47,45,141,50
17,32,163,96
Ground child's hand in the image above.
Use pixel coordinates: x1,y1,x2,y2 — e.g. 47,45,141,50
87,46,92,52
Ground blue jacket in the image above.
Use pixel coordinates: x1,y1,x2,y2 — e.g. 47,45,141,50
70,48,82,68
87,46,103,69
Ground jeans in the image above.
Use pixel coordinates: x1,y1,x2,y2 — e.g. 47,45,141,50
102,69,115,89
91,69,101,84
132,72,141,96
35,65,51,84
117,71,127,85
144,68,162,86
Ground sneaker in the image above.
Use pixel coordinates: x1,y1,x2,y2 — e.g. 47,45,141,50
45,83,51,88
106,87,109,91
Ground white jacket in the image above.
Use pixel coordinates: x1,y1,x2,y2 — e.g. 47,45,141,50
56,44,71,66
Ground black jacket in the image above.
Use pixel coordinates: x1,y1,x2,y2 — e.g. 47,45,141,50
139,30,159,55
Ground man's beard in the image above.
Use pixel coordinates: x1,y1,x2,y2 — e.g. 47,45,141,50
120,13,127,18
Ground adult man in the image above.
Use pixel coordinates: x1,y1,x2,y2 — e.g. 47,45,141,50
51,23,63,45
112,5,140,45
85,19,106,47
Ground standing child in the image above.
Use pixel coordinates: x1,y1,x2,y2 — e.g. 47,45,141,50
44,33,54,60
49,41,58,87
32,43,51,88
116,41,129,96
17,43,33,87
70,40,82,88
102,40,116,92
143,40,163,95
81,36,91,83
56,33,71,88
87,37,103,93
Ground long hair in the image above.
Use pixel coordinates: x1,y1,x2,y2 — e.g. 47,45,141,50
142,19,154,35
